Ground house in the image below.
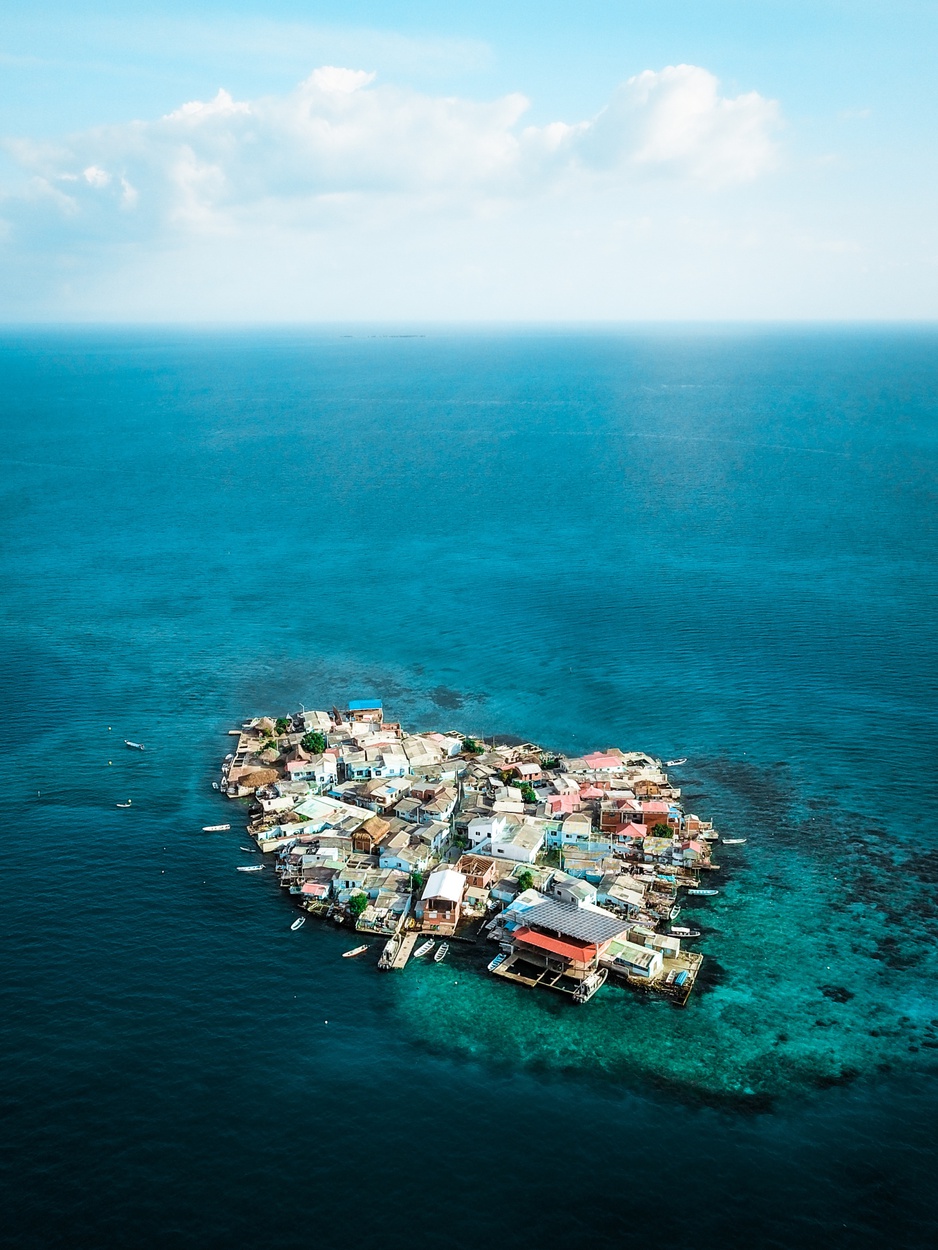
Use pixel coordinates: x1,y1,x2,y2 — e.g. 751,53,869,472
393,797,424,824
608,939,664,979
507,900,629,980
489,823,544,864
347,699,383,724
286,752,338,789
454,853,498,890
549,876,598,908
468,813,508,848
352,815,390,855
418,868,466,930
421,787,458,824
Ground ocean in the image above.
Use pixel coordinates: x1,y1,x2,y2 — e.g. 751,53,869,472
1,326,936,1248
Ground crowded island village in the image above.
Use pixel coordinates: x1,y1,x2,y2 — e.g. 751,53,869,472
206,699,731,1006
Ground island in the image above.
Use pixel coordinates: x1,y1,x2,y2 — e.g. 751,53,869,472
216,698,722,1005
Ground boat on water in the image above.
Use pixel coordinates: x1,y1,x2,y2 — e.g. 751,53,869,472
202,824,231,832
239,846,255,853
414,940,435,958
666,757,687,766
342,945,368,958
487,953,507,972
211,781,220,791
573,968,607,1003
116,800,132,809
669,904,681,919
124,740,145,751
722,838,747,845
237,865,264,873
670,925,702,938
434,942,450,963
290,917,306,931
687,887,719,896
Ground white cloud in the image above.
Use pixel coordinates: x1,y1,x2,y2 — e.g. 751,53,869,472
0,63,790,318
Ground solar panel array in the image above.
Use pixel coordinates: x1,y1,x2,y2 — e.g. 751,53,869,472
521,901,629,944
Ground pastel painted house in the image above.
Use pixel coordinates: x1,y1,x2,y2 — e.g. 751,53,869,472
417,868,466,931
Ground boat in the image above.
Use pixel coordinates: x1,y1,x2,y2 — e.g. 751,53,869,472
239,846,256,853
342,945,368,958
237,865,264,873
573,968,607,1003
669,904,681,919
665,969,677,985
666,757,687,766
211,781,220,791
674,969,689,987
722,838,747,845
124,740,145,751
687,887,719,896
669,925,702,938
487,953,507,972
290,917,306,931
202,824,231,832
434,942,450,963
414,940,435,958
115,800,132,808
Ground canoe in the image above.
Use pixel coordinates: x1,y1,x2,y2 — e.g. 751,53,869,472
413,940,435,958
487,953,506,972
722,838,747,845
687,888,718,896
124,740,145,751
236,865,264,873
434,942,450,963
239,846,255,853
202,824,231,832
342,945,368,958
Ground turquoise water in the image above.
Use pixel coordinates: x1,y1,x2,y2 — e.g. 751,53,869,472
2,327,937,1247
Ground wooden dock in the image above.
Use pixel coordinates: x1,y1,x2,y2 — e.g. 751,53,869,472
379,931,419,970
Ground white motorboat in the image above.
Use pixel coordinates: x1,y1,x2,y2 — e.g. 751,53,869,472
202,824,231,832
670,925,702,938
666,758,687,767
115,800,133,809
290,917,306,931
722,838,747,845
237,865,264,873
239,846,255,853
669,904,681,919
414,940,435,958
212,781,220,791
687,887,719,896
124,740,145,751
434,942,450,963
342,945,368,958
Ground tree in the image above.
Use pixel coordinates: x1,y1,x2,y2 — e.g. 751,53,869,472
650,822,672,839
275,717,290,734
347,892,368,918
411,871,424,893
519,783,537,804
461,737,484,755
540,756,561,771
516,868,535,893
301,730,327,754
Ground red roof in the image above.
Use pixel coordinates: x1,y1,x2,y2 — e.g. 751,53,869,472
513,927,598,963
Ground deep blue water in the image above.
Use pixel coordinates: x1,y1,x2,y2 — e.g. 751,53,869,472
1,327,937,1249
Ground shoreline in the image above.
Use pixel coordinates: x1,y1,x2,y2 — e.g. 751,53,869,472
214,698,726,1007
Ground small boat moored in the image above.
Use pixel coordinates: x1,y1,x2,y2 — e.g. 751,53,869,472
237,865,264,873
290,917,306,931
239,846,256,853
670,925,702,938
487,953,507,972
342,945,369,958
124,740,145,751
413,940,435,958
722,838,747,845
666,757,687,767
202,824,231,832
115,800,133,809
687,888,719,896
434,942,450,963
669,904,681,919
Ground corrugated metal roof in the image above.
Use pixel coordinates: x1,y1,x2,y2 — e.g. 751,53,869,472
521,900,629,944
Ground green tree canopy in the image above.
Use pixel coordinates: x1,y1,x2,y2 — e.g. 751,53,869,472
650,822,672,839
516,868,535,893
275,717,291,734
301,730,327,754
348,892,368,918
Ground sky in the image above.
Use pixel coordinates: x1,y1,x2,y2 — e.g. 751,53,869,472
1,0,936,322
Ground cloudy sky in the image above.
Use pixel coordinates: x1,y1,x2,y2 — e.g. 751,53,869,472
1,0,936,321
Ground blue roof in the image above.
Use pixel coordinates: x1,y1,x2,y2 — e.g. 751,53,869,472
348,698,382,711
